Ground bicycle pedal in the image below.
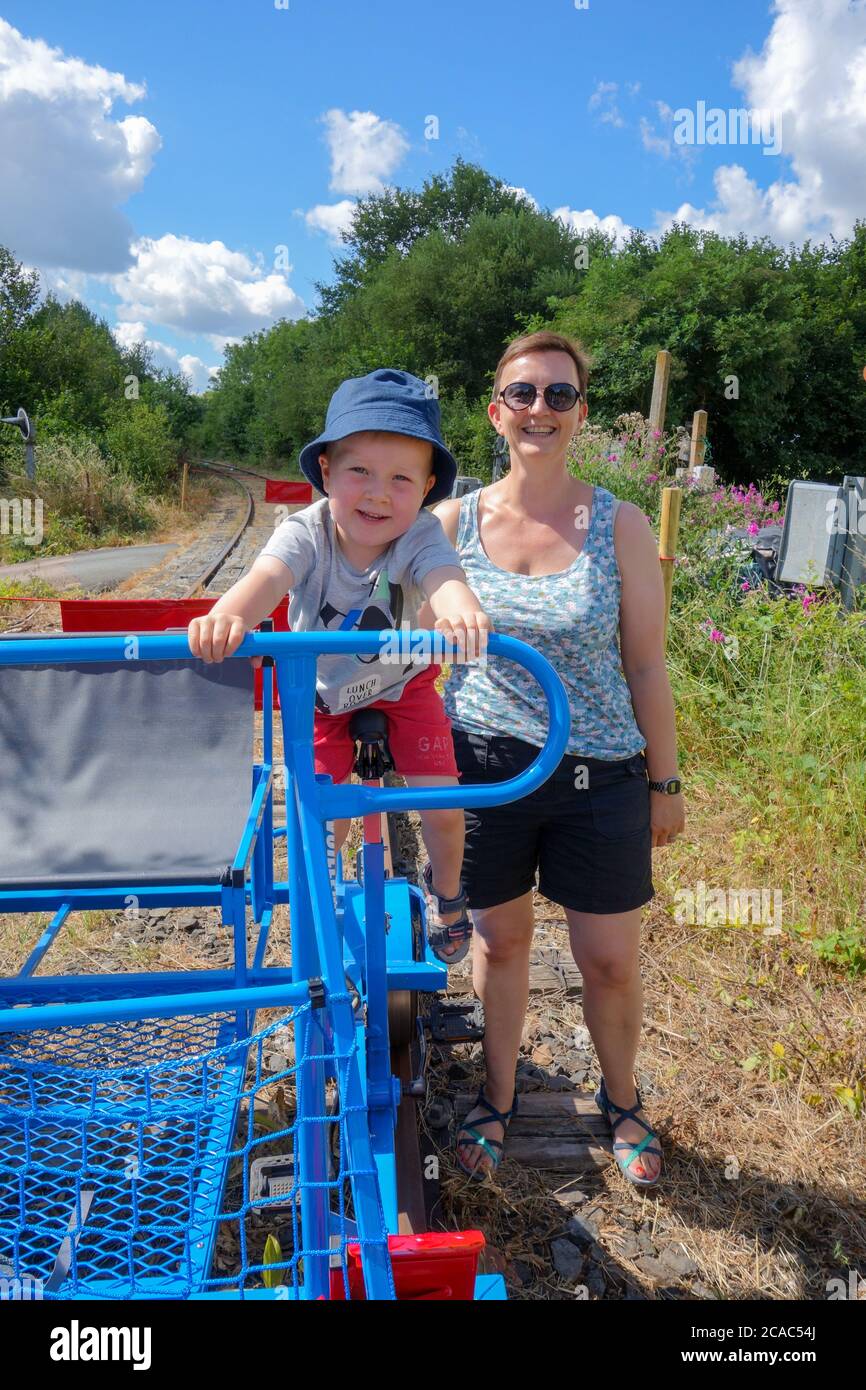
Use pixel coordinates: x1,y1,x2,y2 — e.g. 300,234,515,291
427,998,486,1045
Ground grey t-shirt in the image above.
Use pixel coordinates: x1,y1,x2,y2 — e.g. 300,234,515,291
258,498,462,715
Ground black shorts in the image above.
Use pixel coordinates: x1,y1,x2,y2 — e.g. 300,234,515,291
453,729,655,916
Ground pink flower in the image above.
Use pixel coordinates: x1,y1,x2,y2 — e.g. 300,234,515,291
802,591,816,613
710,628,725,643
646,472,659,483
652,429,661,439
741,581,751,591
748,522,759,535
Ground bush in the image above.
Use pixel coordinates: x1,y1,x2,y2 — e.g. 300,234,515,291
102,400,178,492
0,434,154,562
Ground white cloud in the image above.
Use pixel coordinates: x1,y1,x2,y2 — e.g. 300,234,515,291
588,80,625,128
640,115,671,159
112,320,149,351
303,107,410,241
304,200,356,243
322,108,409,196
554,206,633,246
0,18,160,272
112,321,217,393
505,185,539,209
655,0,866,243
112,234,306,338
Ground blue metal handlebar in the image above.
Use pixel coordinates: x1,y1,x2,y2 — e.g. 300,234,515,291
0,629,571,815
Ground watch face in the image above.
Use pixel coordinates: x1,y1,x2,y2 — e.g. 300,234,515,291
667,779,682,794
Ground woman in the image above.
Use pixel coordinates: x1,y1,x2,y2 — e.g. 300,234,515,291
429,331,685,1186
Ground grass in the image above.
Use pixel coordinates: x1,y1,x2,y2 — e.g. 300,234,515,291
0,435,218,564
568,414,866,980
0,419,863,1298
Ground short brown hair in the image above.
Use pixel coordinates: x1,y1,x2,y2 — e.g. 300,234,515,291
492,331,590,402
325,431,434,473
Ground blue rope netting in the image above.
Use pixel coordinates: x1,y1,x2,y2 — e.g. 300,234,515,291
0,997,393,1300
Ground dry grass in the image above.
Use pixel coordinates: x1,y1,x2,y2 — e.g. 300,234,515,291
427,777,865,1300
1,626,862,1302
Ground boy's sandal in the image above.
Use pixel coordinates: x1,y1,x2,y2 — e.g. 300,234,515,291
455,1086,518,1181
422,862,473,965
595,1075,663,1188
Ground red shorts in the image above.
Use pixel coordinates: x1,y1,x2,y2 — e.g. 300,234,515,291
313,664,459,784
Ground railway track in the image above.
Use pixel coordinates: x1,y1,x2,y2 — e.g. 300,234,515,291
152,459,283,599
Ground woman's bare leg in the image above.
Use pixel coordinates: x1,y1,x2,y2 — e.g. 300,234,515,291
565,906,661,1181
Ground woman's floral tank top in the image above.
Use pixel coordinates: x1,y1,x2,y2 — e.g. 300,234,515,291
443,484,646,760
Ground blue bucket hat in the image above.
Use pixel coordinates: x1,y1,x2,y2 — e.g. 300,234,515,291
298,368,458,506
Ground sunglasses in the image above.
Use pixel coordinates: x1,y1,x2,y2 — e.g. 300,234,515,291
498,382,582,412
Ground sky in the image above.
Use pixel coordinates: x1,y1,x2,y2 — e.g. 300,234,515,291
1,0,864,390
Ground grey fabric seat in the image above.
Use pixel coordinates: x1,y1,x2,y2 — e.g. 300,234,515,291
0,634,255,890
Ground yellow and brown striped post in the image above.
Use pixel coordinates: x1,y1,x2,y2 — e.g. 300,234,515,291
659,485,682,645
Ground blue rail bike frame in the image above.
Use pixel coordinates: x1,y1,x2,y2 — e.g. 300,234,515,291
0,629,570,1300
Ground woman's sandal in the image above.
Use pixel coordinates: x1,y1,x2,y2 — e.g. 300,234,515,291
594,1075,663,1187
455,1086,518,1180
421,861,473,965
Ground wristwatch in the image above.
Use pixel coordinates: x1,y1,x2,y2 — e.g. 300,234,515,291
648,776,682,794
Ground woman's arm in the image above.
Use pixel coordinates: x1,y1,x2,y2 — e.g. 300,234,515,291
615,502,685,847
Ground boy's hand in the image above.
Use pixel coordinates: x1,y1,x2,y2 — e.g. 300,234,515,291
433,608,492,663
188,613,255,665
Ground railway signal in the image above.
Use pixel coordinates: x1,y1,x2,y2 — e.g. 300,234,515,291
1,407,36,480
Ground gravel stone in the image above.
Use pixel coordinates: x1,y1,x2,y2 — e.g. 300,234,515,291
656,1247,699,1279
585,1260,606,1298
564,1211,601,1247
551,1237,586,1282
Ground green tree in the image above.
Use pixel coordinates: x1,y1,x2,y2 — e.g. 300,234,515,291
141,370,204,448
0,246,39,349
316,160,539,315
103,399,177,490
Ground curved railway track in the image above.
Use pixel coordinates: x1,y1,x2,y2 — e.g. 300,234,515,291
182,460,255,597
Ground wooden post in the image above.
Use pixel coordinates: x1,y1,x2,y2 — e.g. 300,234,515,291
689,410,707,469
649,350,671,434
659,485,682,645
180,456,189,511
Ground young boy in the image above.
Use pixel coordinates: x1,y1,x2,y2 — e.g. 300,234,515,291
187,368,489,963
